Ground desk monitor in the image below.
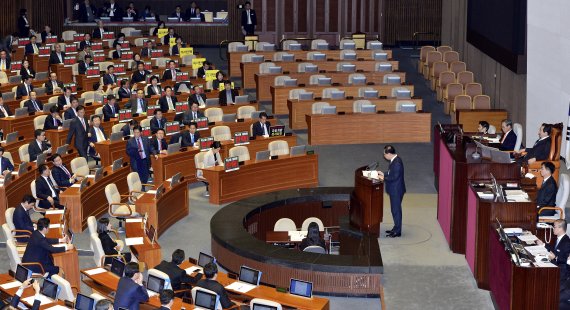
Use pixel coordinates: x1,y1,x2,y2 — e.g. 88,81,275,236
288,43,302,51
147,225,157,244
395,89,411,99
167,142,181,155
341,64,356,72
41,278,59,299
369,42,383,50
377,63,392,72
15,107,28,117
62,119,73,129
259,44,275,51
110,258,125,277
374,52,388,61
490,149,512,163
239,266,262,285
399,103,416,113
194,290,218,310
15,264,31,283
43,103,55,113
360,105,377,113
2,92,13,101
222,113,237,123
129,29,141,36
110,132,123,142
17,161,28,176
268,66,282,74
281,54,295,62
330,91,345,99
290,145,306,156
363,90,379,98
321,106,337,114
235,95,249,104
255,150,270,161
235,45,249,52
78,177,89,192
342,42,356,50
351,76,366,85
317,78,332,86
147,274,165,295
251,111,263,120
198,252,215,267
74,293,95,310
205,98,219,106
5,132,18,143
36,153,46,166
250,55,264,63
304,64,319,72
298,92,314,100
269,125,285,137
283,79,297,87
290,278,313,298
316,43,329,50
170,172,182,187
56,144,69,155
342,53,357,61
154,184,164,201
93,167,103,182
112,158,123,172
386,76,401,85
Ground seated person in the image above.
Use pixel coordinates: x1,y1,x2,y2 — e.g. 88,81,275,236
28,129,51,162
0,147,14,176
150,110,167,134
89,115,107,158
499,119,517,151
537,161,558,216
130,62,150,84
218,81,238,106
252,112,271,138
57,87,74,110
197,61,212,79
158,86,177,112
9,278,41,310
63,98,80,120
24,91,43,113
536,219,570,281
212,71,226,90
151,128,169,156
300,222,326,251
200,141,223,197
147,76,162,96
517,123,552,164
0,97,12,117
114,262,149,310
188,85,207,107
154,249,201,293
94,299,113,310
79,54,95,75
182,102,204,125
159,290,175,310
44,72,64,95
118,79,134,100
121,120,139,137
97,218,132,265
35,164,64,209
102,95,121,122
13,194,36,242
44,105,63,131
51,154,78,188
196,262,237,309
477,121,489,134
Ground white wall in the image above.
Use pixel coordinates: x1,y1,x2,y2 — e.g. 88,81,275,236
527,0,570,148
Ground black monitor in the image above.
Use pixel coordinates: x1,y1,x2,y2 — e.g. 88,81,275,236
41,278,59,299
194,290,217,310
290,278,313,298
146,225,156,243
110,258,125,277
239,266,262,285
15,264,31,283
198,252,215,267
146,274,165,294
74,293,95,310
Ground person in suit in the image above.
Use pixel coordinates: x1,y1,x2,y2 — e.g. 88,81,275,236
28,129,51,162
536,161,558,216
0,146,13,176
212,71,226,91
126,126,151,184
10,278,41,310
126,90,148,115
66,105,90,158
63,98,80,120
79,0,97,23
189,85,207,106
78,54,94,75
125,2,138,21
151,129,168,156
35,164,64,209
113,262,149,310
186,2,199,19
97,218,131,265
0,50,11,71
57,87,74,111
477,120,490,134
518,123,552,164
196,61,212,79
0,97,12,118
162,60,180,82
158,289,175,310
196,262,237,309
102,95,120,122
20,60,36,80
378,145,406,237
40,25,54,43
499,119,517,151
118,80,134,100
121,120,138,137
140,40,154,58
106,0,124,22
241,1,257,35
194,7,206,22
103,65,118,86
16,77,34,99
170,6,185,21
300,222,326,251
150,110,167,134
170,38,185,56
158,86,177,112
147,76,162,96
170,123,199,147
12,194,35,242
51,154,78,188
18,9,31,37
43,105,63,131
78,44,94,63
79,33,92,51
252,112,271,137
112,46,123,60
89,115,107,158
24,91,43,113
24,35,41,55
44,72,64,95
537,219,570,281
218,81,238,105
183,102,205,125
48,43,66,66
154,249,202,292
92,20,107,39
131,62,150,84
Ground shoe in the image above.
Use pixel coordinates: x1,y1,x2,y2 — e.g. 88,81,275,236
388,233,401,238
204,191,210,197
385,229,393,234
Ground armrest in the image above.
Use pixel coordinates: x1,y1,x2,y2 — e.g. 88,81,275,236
538,206,564,219
109,203,134,217
21,262,45,275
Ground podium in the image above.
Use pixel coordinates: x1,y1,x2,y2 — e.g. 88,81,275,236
350,166,384,236
50,64,73,83
28,54,49,73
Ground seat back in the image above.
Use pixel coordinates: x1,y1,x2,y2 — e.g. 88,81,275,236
457,71,474,86
191,287,222,310
303,246,326,254
449,61,466,74
121,27,136,36
228,42,247,52
0,72,8,84
87,216,97,235
426,51,443,66
445,83,463,100
211,126,231,141
309,74,327,85
34,115,47,130
348,73,366,85
465,83,482,97
140,118,151,128
353,100,372,112
205,108,223,122
437,45,453,53
6,239,21,272
62,30,77,41
127,172,143,193
298,62,316,72
383,74,401,84
112,124,124,134
550,125,563,160
105,183,121,205
3,223,14,243
339,39,355,49
282,40,299,51
438,71,456,87
322,88,340,99
148,268,173,290
250,299,283,310
557,174,570,209
18,145,29,163
4,152,13,166
51,275,74,302
420,46,435,61
431,61,448,79
472,95,491,109
5,207,16,231
90,233,106,267
513,123,523,152
268,140,289,156
289,89,306,100
30,180,38,199
301,217,324,231
240,53,256,63
256,42,274,51
274,76,290,86
237,106,256,119
71,157,90,176
195,152,207,179
228,146,250,162
311,39,328,50
48,96,59,104
311,102,330,114
274,218,296,231
259,62,276,74
443,51,459,63
453,95,472,111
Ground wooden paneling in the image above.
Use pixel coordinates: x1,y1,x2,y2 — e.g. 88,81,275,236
316,0,326,32
298,0,308,33
329,0,339,32
383,0,442,46
0,0,66,38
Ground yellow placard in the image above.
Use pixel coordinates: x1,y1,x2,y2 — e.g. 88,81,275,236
205,69,219,82
192,58,206,69
157,28,169,38
169,38,177,47
180,47,194,57
218,82,234,91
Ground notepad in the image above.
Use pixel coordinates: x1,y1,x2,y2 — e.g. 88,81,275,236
477,192,494,199
517,235,537,243
71,184,81,188
52,244,67,248
146,190,157,195
525,173,536,179
126,218,143,223
524,245,548,256
23,294,53,305
225,281,256,293
84,267,107,275
125,237,144,246
46,305,71,310
45,209,64,215
0,280,21,290
185,266,203,274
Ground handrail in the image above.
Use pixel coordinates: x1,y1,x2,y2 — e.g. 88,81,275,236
278,37,316,50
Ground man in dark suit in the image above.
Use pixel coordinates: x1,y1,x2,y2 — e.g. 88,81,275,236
18,9,31,37
158,290,175,310
10,278,41,310
182,102,205,125
162,28,179,45
45,72,64,95
126,126,151,183
92,20,107,39
106,0,124,22
140,40,154,58
171,6,185,21
196,62,212,79
131,62,150,84
78,54,94,74
89,115,107,158
537,219,570,281
518,123,552,164
12,194,35,242
78,0,97,23
63,98,80,120
537,161,558,216
51,154,78,188
170,123,199,147
57,87,74,110
150,110,167,134
103,65,118,86
43,105,63,131
252,112,271,137
126,90,148,115
196,262,237,309
102,95,121,122
24,91,43,114
0,50,11,71
112,47,122,60
0,97,12,118
0,146,14,176
48,44,66,65
151,129,169,156
162,60,180,82
218,81,238,105
185,1,199,19
194,7,206,22
24,35,41,55
121,120,138,137
379,145,406,238
117,80,134,100
158,86,178,112
79,33,92,51
189,85,207,106
40,25,54,43
114,262,149,310
16,78,34,99
154,249,202,292
28,129,51,162
35,164,64,210
499,119,517,151
241,1,257,35
66,105,90,158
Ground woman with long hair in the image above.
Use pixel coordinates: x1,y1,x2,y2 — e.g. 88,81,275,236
300,222,326,251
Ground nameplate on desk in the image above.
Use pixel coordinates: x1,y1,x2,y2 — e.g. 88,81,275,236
199,137,214,151
91,42,103,51
86,66,100,78
118,110,133,123
126,218,143,223
64,56,77,67
65,44,78,54
224,157,239,172
45,209,65,215
196,117,209,130
175,102,189,113
93,53,105,62
233,131,249,145
146,105,159,117
44,36,58,45
125,237,144,246
150,49,163,58
141,126,151,137
38,47,50,56
165,121,180,135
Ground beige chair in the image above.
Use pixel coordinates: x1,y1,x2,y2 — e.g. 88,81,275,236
18,145,30,163
451,95,472,123
140,118,151,128
418,46,435,73
51,275,76,302
81,91,95,103
443,83,463,114
194,152,207,180
449,61,466,74
62,30,77,41
70,157,91,177
191,287,222,310
358,87,375,98
437,45,453,54
250,299,282,310
87,216,98,235
366,40,383,50
274,76,290,86
273,52,292,62
472,95,491,109
6,239,45,275
322,88,340,99
259,62,277,74
237,106,256,119
228,42,247,52
436,71,455,101
339,39,355,49
268,140,289,156
90,233,124,267
353,100,372,112
298,62,316,72
282,40,299,51
19,100,27,108
211,126,231,141
309,74,327,85
465,82,483,98
33,115,47,130
443,51,460,64
134,38,148,47
94,107,103,116
429,61,448,89
390,87,411,98
98,61,114,73
289,89,309,100
423,51,442,79
181,55,196,66
2,224,26,257
240,53,257,63
340,50,356,60
311,102,330,114
383,74,401,84
127,172,152,201
348,73,366,85
0,72,8,84
121,27,137,37
205,108,224,122
228,146,250,162
105,184,140,230
311,39,328,50
274,218,296,231
513,123,524,152
4,209,32,245
256,42,274,51
336,62,353,71
112,124,124,134
457,71,474,86
301,217,325,231
154,58,172,68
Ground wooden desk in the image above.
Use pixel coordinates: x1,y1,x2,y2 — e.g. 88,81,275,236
454,109,509,133
1,138,30,166
0,274,70,309
219,134,297,159
0,113,47,141
50,64,73,83
242,60,400,89
203,154,318,204
228,49,393,78
53,249,81,290
151,147,200,184
29,54,49,73
76,74,100,91
271,84,414,114
255,71,407,101
97,139,128,167
125,220,162,268
135,180,189,238
307,112,431,145
288,98,423,130
60,165,130,232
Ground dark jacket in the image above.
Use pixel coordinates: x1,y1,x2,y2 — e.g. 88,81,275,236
13,204,33,242
162,68,180,82
218,89,238,106
113,277,149,310
103,73,117,86
537,176,558,212
44,80,64,95
0,105,12,118
154,260,201,291
384,156,406,196
188,93,207,106
16,83,34,99
546,234,570,280
28,140,49,162
66,116,90,156
24,43,41,55
525,136,552,161
147,85,162,96
150,117,167,134
51,164,74,188
196,279,235,309
24,99,43,113
43,114,62,130
499,130,517,151
131,70,150,84
252,121,271,137
158,95,178,112
48,51,66,65
21,230,65,275
150,137,168,155
103,103,120,122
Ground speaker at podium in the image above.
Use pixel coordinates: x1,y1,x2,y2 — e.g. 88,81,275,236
350,165,384,236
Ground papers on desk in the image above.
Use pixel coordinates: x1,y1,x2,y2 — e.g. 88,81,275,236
46,306,71,310
49,223,62,229
225,281,256,293
535,261,558,268
147,289,158,297
84,267,107,275
70,184,81,188
288,230,307,242
126,218,143,223
524,245,549,256
525,173,536,179
0,280,21,290
477,192,494,199
125,237,144,246
185,266,203,275
485,137,500,143
23,294,53,305
516,234,537,243
146,190,157,195
86,174,96,178
362,170,380,180
45,209,64,215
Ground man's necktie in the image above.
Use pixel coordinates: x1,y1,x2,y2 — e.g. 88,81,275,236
167,97,173,110
0,106,7,117
191,134,195,144
1,60,5,71
33,101,40,111
110,104,115,114
46,177,56,197
80,118,86,130
158,140,161,151
53,117,57,126
62,165,71,178
137,138,146,159
197,95,204,105
33,44,38,54
193,112,197,119
96,127,104,141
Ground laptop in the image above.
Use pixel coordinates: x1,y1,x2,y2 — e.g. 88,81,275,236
36,153,47,165
74,293,95,310
298,92,314,100
62,119,73,129
194,289,218,310
321,106,337,114
255,150,270,161
93,167,103,182
290,145,307,156
41,278,59,300
167,142,181,154
235,95,249,104
351,76,367,85
146,274,165,297
43,103,55,113
56,144,68,155
205,98,219,106
283,79,297,87
110,132,123,142
112,158,123,172
361,105,377,113
5,132,18,143
15,264,32,283
170,172,182,188
17,162,28,176
238,266,262,286
340,64,356,72
110,258,125,277
222,113,237,123
290,278,313,298
14,107,28,117
363,90,379,98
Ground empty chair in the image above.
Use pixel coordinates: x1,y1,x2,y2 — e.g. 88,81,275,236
289,89,308,100
18,145,30,163
353,100,372,112
396,101,416,112
274,75,290,86
250,299,282,310
282,40,299,50
105,184,140,230
259,62,277,74
298,62,317,72
391,87,411,98
322,88,340,99
237,106,256,119
456,71,474,86
449,61,466,74
133,38,147,46
228,42,248,52
256,42,275,51
375,62,393,72
452,95,472,113
228,146,250,162
48,96,59,104
383,74,401,84
112,124,124,134
303,246,326,254
488,125,497,134
301,217,324,231
268,140,289,156
437,45,453,54
81,91,95,103
423,51,442,79
127,172,151,201
336,61,354,71
348,73,366,85
513,123,524,152
274,218,296,231
339,39,355,49
443,83,463,114
465,82,483,97
443,51,460,63
429,61,449,90
205,108,223,122
34,115,47,130
62,30,77,41
358,87,375,98
120,27,136,36
87,216,97,235
0,72,7,84
273,52,292,61
70,157,90,177
309,74,327,85
436,71,455,101
472,95,491,109
312,102,330,114
340,50,357,60
311,39,328,50
140,118,151,128
211,126,231,141
51,275,75,302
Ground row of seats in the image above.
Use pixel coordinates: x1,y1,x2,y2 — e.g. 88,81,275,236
273,72,400,87
229,39,384,52
289,86,410,100
241,50,388,63
311,100,417,114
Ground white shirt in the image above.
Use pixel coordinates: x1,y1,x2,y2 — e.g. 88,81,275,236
42,175,57,197
167,96,174,110
94,126,105,142
390,154,398,163
247,10,252,24
556,234,564,248
109,4,115,16
261,121,268,136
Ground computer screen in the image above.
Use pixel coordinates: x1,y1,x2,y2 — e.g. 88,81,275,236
290,278,313,298
146,274,165,294
198,252,214,267
194,290,217,310
239,266,261,285
15,264,31,283
41,278,59,299
252,305,278,310
74,293,95,310
110,258,125,277
146,225,156,242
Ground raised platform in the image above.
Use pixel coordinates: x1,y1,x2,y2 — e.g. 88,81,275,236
210,187,383,297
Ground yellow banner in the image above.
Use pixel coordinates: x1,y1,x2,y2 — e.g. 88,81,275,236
205,69,219,82
218,82,234,91
192,58,206,69
180,47,194,57
157,28,169,38
169,38,177,47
